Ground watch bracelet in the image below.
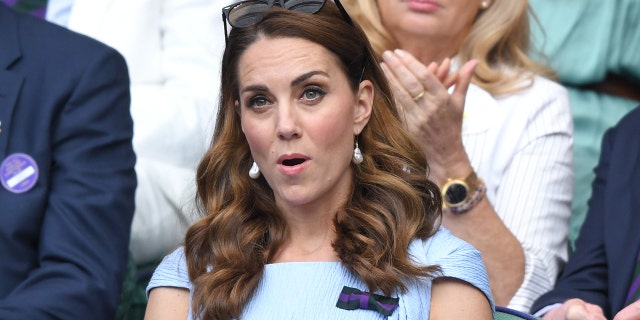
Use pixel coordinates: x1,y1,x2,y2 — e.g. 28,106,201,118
445,180,486,214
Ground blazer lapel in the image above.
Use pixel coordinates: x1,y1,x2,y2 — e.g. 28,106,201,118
0,5,25,155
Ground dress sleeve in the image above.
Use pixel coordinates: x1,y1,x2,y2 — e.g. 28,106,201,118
414,228,495,312
147,247,193,297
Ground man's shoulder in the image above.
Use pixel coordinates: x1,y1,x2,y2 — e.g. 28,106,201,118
613,106,640,136
604,106,640,165
2,5,122,64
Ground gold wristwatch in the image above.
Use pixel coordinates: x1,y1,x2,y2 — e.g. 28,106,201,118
441,171,480,211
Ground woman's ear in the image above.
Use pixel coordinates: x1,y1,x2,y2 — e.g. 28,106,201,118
353,80,374,135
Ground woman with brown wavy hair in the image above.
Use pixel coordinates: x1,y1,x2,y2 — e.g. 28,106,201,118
342,0,573,311
144,1,493,319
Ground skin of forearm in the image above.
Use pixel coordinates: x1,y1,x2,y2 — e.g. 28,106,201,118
425,142,525,305
442,198,525,306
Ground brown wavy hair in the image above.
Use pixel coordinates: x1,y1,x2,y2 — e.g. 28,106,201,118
184,3,443,319
343,0,556,96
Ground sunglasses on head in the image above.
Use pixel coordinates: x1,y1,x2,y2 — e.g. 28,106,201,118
222,0,354,44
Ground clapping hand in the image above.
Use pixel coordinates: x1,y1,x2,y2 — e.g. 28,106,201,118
379,49,477,183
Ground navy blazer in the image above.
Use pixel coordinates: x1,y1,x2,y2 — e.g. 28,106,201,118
532,106,640,318
0,4,136,319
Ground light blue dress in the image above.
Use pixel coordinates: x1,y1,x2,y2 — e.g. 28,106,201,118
147,228,495,319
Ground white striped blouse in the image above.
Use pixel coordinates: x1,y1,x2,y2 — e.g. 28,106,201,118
460,75,573,312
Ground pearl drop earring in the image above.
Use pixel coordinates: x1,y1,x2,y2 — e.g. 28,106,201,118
352,140,363,165
249,161,260,179
481,1,489,9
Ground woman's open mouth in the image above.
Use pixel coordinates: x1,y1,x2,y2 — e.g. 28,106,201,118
278,154,310,176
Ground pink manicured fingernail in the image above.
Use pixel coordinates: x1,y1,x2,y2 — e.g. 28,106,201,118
394,49,408,58
382,50,394,61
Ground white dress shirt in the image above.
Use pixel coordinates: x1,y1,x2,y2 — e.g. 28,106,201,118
43,0,227,265
461,75,573,311
45,0,73,26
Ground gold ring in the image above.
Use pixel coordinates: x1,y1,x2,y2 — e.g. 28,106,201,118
412,91,425,101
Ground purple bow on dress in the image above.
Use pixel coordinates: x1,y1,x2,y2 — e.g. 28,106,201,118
335,286,399,316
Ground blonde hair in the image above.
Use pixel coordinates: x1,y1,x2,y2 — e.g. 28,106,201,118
343,0,556,96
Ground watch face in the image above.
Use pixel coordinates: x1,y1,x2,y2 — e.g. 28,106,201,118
445,182,469,205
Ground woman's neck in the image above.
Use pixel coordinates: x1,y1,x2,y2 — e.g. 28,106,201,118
271,208,340,263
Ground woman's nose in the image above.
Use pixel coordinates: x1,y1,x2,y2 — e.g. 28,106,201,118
276,102,301,140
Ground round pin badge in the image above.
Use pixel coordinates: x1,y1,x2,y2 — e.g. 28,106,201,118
1,153,39,194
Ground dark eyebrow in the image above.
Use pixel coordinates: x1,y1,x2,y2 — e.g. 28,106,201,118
240,84,268,95
240,70,329,95
291,70,328,87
